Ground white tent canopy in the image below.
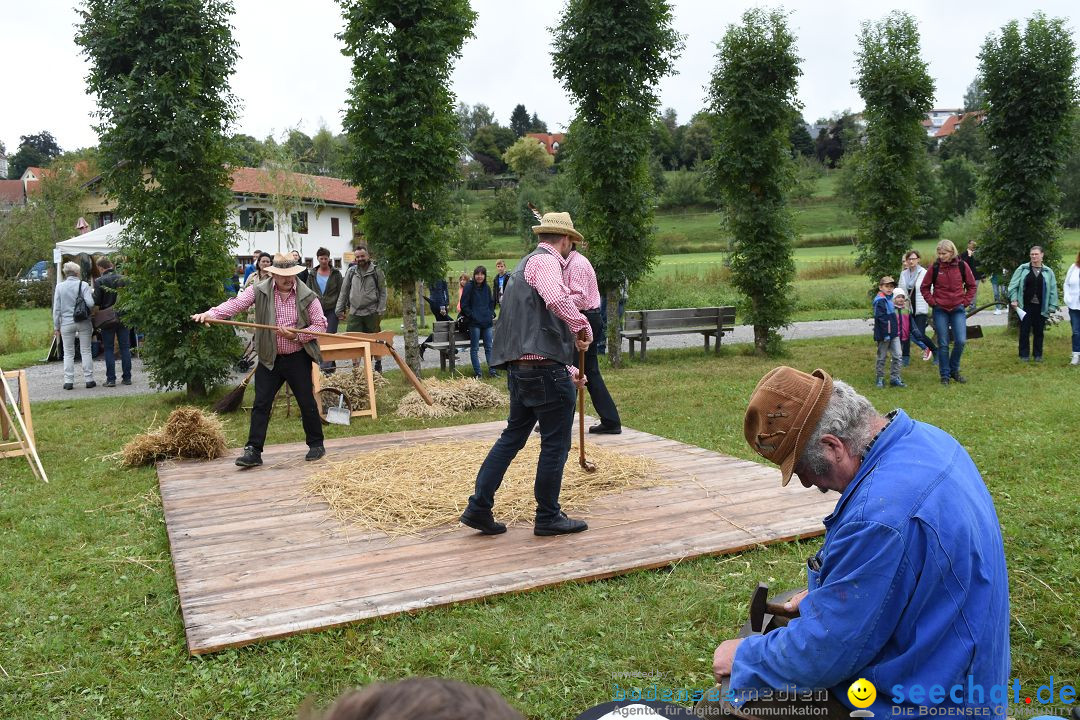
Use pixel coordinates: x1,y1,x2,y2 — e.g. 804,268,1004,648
54,220,127,262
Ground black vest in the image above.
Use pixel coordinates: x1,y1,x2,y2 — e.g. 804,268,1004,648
490,248,577,368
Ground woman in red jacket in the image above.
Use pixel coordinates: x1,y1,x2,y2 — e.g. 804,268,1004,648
921,239,977,385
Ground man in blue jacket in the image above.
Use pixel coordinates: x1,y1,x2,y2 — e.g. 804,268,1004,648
714,366,1010,718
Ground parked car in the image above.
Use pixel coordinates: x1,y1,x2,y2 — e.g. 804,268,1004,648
19,260,48,284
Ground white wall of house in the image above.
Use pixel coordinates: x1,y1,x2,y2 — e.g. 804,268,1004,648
228,199,354,263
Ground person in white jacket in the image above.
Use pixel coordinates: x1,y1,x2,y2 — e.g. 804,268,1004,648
899,249,936,361
1064,248,1080,365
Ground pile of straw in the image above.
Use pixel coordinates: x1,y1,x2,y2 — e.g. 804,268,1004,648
396,377,508,419
320,366,388,411
121,406,228,467
306,438,662,535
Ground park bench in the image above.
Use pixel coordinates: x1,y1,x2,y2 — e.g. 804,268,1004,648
423,320,472,372
621,306,736,360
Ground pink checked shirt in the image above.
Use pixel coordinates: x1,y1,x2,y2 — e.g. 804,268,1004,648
563,249,601,311
519,244,590,376
209,283,328,355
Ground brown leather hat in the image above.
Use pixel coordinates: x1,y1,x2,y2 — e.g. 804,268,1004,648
743,366,834,486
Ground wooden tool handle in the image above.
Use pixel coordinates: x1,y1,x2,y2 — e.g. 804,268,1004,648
200,317,433,405
578,329,587,461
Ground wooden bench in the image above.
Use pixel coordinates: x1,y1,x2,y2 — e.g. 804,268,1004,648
423,320,472,372
621,306,736,360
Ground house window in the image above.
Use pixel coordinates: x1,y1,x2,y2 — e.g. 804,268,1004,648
331,217,340,237
291,211,309,234
239,208,273,232
98,212,114,228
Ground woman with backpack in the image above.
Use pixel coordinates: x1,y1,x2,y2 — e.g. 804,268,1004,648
52,261,97,390
920,239,977,386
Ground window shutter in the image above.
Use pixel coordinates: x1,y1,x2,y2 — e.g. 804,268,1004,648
331,217,340,236
239,209,250,229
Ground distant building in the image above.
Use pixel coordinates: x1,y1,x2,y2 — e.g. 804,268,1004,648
0,150,8,179
525,132,565,155
923,108,963,138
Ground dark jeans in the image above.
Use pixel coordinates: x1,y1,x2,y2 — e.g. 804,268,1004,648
469,324,494,377
1019,304,1046,359
346,313,381,370
319,310,339,371
1071,309,1080,353
467,364,575,524
247,350,323,452
932,307,967,379
902,313,936,359
578,310,621,427
99,322,132,383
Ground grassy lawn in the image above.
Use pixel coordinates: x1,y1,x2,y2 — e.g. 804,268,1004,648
1,329,1077,718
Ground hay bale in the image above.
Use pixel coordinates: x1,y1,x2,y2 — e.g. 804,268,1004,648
320,366,387,411
396,377,508,419
306,438,662,535
121,406,228,467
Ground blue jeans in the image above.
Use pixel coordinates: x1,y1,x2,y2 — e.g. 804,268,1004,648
467,364,576,523
100,322,132,383
469,324,494,377
932,307,967,379
991,278,1007,308
1071,309,1080,353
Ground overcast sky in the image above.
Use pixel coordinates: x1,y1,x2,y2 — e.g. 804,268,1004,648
3,0,1077,157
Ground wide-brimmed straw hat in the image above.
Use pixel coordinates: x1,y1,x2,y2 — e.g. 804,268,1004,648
265,253,306,276
743,366,834,487
531,211,584,243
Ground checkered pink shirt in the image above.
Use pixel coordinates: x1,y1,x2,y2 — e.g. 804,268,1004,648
209,283,327,355
518,244,590,377
563,249,601,311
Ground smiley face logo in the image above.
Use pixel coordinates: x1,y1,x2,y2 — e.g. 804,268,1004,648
847,678,877,709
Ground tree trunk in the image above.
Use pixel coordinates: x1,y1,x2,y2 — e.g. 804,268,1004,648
187,376,207,399
754,325,769,355
400,279,421,375
606,287,622,369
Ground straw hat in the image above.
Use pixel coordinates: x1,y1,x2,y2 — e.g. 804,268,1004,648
531,211,583,243
266,253,306,276
743,366,834,487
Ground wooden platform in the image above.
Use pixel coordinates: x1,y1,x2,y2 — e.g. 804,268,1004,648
157,420,837,655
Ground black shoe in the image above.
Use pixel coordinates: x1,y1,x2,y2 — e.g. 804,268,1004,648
534,514,588,536
460,510,507,535
305,445,326,461
104,380,116,388
63,383,73,391
85,381,97,389
588,423,622,435
940,377,950,386
235,445,262,467
121,379,132,385
950,373,967,384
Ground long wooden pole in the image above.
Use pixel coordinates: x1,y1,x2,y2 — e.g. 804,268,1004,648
200,318,433,405
577,330,596,473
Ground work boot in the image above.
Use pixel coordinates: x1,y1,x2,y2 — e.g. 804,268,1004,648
460,509,506,535
235,445,262,468
533,513,588,536
305,445,326,461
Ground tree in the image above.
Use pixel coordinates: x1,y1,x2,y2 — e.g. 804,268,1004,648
814,111,860,168
528,112,547,133
963,76,987,112
851,11,935,286
1059,113,1080,228
230,133,266,167
553,0,682,368
979,13,1077,281
679,113,714,168
340,0,475,372
789,117,814,157
447,219,491,270
707,8,801,354
284,129,314,167
937,114,986,164
77,0,242,397
482,187,518,231
509,104,530,137
8,131,62,178
310,124,345,176
502,136,553,179
939,155,979,218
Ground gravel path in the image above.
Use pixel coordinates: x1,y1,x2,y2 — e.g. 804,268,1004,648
22,311,1010,404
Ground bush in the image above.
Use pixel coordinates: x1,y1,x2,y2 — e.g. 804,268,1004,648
658,171,709,209
797,258,858,280
0,279,18,310
21,280,54,309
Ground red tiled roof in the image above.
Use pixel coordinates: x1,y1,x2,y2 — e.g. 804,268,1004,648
22,166,45,179
0,180,25,205
525,133,565,155
230,167,360,206
935,111,986,139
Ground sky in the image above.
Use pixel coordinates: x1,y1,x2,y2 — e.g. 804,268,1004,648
2,0,1078,157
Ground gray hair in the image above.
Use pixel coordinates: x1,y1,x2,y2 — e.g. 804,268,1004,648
798,380,878,475
62,261,82,278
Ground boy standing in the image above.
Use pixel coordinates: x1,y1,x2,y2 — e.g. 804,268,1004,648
873,276,904,388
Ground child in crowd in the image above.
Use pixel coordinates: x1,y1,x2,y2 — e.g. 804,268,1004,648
893,287,913,366
873,275,904,388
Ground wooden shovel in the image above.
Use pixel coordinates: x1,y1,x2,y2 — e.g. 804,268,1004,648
198,318,433,405
577,329,597,473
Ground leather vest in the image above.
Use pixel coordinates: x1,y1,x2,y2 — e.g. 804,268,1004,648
490,248,576,368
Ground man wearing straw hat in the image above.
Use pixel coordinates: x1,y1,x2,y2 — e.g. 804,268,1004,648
191,253,328,467
460,211,591,537
711,366,1009,718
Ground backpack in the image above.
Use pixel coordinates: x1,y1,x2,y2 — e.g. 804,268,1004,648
72,281,91,323
931,260,972,291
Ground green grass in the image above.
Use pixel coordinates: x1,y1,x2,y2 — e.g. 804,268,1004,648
1,330,1077,718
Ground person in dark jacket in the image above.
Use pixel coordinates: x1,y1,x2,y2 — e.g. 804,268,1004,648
921,239,977,385
872,276,903,388
311,247,343,371
961,240,981,313
93,257,132,387
460,265,497,378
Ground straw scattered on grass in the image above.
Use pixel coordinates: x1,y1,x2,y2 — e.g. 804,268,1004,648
396,377,508,419
306,438,663,535
318,366,388,411
119,407,228,467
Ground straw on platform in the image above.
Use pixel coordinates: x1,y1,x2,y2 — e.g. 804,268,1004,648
319,366,388,411
306,439,662,535
120,406,228,467
396,377,508,419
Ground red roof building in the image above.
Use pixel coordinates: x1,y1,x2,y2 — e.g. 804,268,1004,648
229,166,360,206
525,133,565,155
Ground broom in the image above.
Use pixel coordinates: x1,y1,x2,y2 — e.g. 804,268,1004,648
213,366,256,413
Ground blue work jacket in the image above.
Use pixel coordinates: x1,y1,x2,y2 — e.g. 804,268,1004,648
731,410,1010,717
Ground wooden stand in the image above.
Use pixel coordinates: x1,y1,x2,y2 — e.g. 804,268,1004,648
0,368,48,483
314,335,379,420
